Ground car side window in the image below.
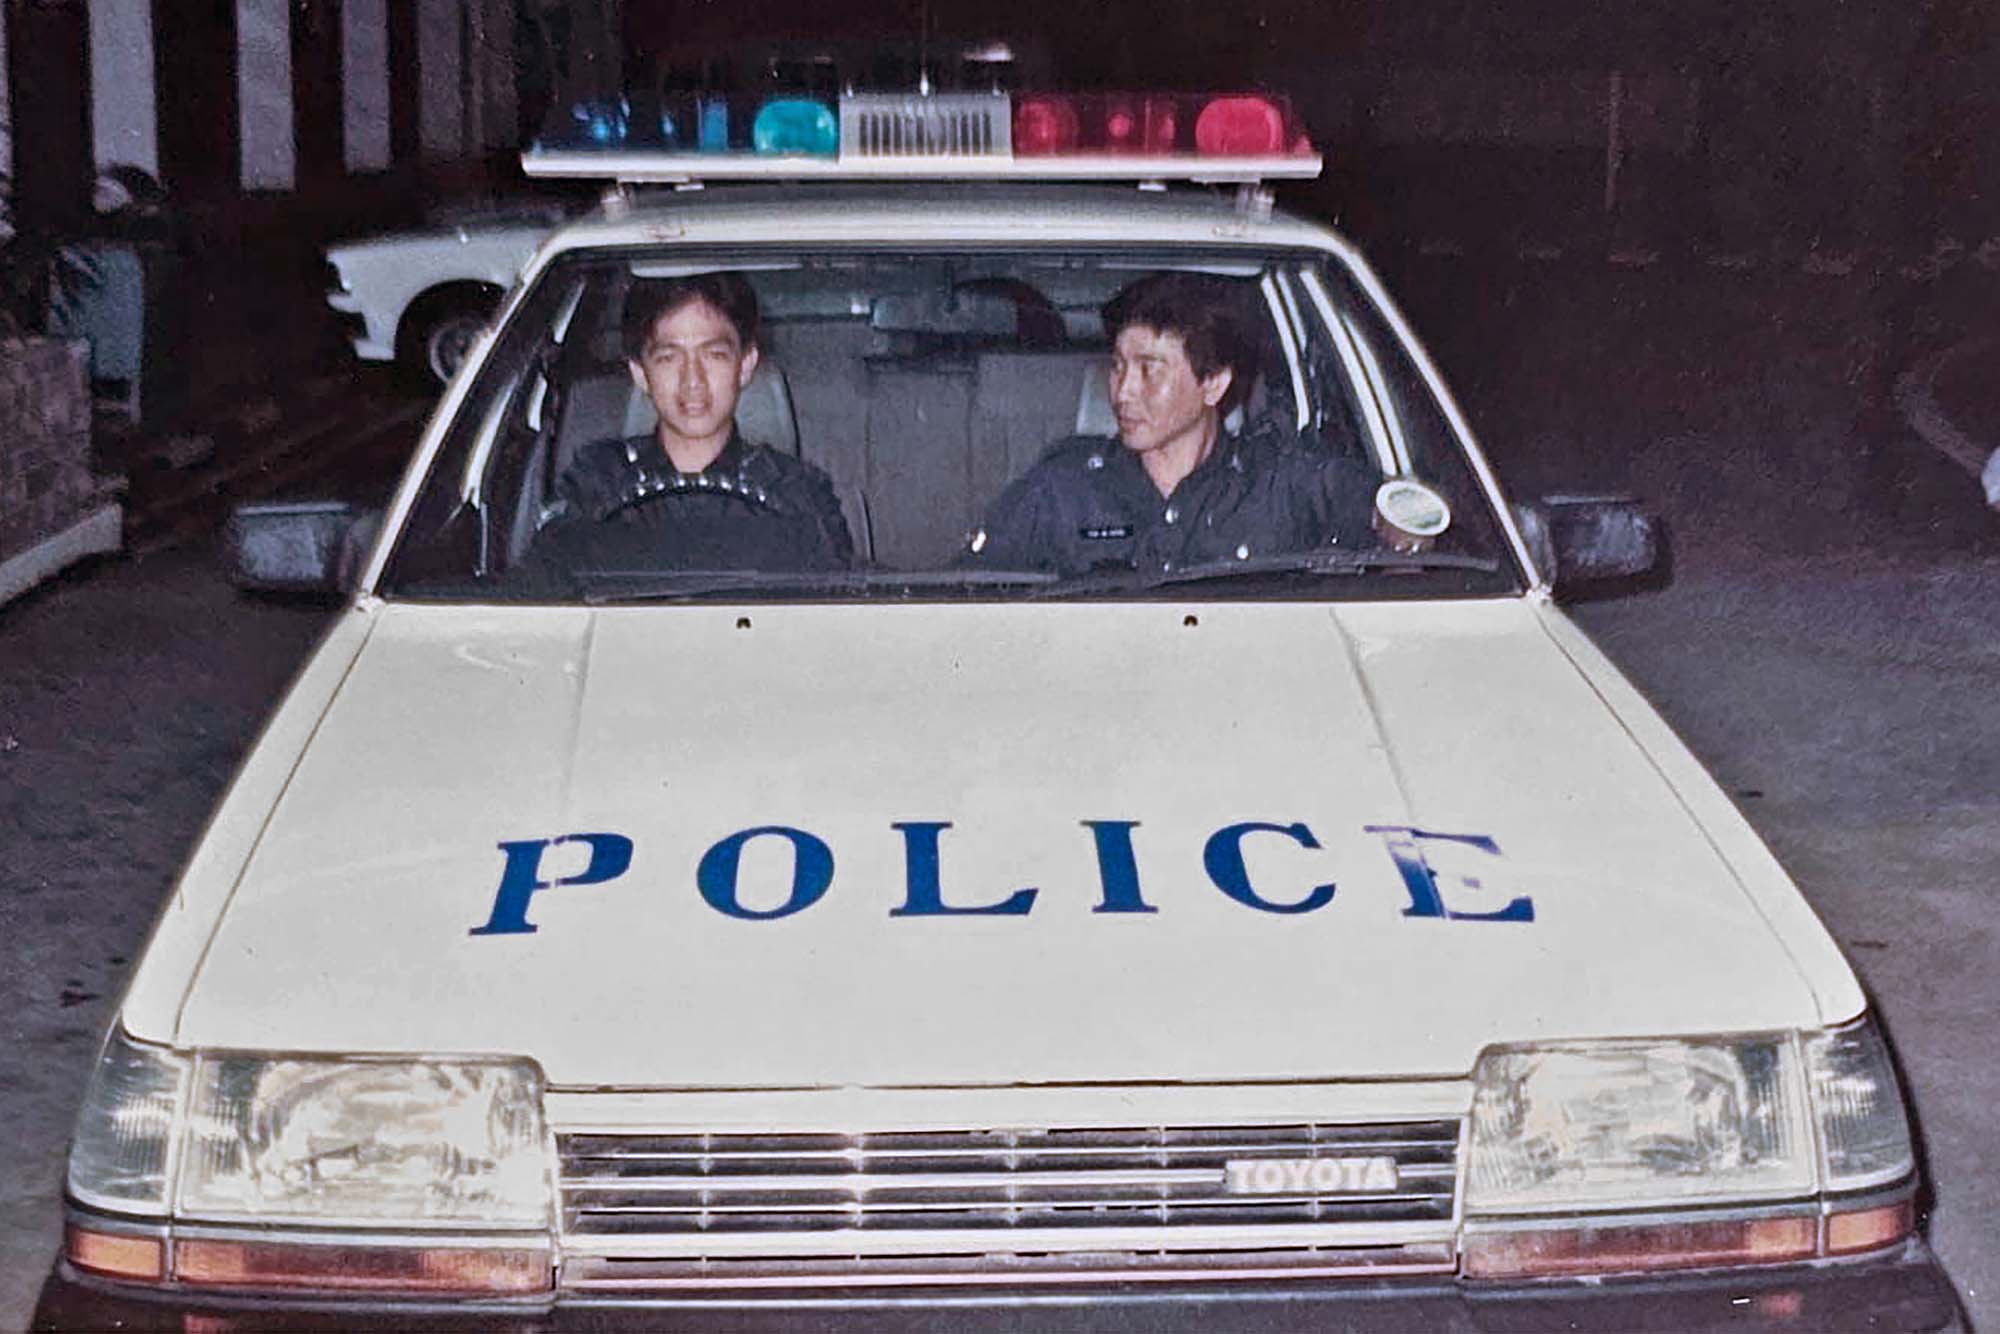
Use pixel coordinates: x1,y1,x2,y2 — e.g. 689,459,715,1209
385,273,588,585
1300,261,1518,569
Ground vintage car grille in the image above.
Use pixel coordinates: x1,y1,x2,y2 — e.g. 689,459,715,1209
559,1120,1459,1245
839,93,1011,158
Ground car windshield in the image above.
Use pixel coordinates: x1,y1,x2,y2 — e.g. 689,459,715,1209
380,244,1523,602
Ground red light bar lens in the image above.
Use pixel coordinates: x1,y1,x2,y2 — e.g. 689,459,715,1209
1010,91,1310,159
1194,96,1288,156
175,1239,552,1294
1013,96,1080,155
1101,96,1180,153
1104,99,1140,151
1463,1216,1816,1279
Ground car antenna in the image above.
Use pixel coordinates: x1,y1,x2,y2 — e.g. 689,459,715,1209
917,0,932,95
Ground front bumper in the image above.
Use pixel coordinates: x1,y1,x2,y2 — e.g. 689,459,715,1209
34,1237,1964,1333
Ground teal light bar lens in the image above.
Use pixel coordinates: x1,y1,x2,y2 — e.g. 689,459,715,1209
753,98,838,156
567,97,627,147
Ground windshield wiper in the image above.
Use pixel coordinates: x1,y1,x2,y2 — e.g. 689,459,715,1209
578,567,1059,604
1031,548,1502,598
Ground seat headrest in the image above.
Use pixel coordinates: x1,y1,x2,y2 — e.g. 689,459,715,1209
1074,363,1246,439
622,360,800,455
1075,363,1116,437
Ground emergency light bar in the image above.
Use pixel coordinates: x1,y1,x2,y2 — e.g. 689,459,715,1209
522,90,1322,185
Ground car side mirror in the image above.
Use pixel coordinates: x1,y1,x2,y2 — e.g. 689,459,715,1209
225,501,381,596
1515,495,1666,598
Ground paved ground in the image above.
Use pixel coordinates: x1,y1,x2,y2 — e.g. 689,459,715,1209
1900,335,2000,504
0,549,329,1324
100,363,426,553
1572,555,2000,1326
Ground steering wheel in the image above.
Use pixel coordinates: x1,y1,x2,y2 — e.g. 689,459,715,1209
601,470,788,520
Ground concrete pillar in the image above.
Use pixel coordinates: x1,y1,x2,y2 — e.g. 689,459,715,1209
0,3,11,194
236,0,295,190
88,1,159,177
474,0,518,152
567,0,622,100
419,0,466,161
343,0,393,172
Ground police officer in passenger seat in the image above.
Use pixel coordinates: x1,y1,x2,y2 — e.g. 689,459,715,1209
529,273,852,574
963,272,1376,576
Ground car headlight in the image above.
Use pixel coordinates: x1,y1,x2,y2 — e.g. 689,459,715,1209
1463,1017,1916,1278
66,1027,553,1293
1466,1033,1815,1212
177,1053,550,1227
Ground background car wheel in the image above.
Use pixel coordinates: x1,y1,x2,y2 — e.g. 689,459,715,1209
396,286,501,389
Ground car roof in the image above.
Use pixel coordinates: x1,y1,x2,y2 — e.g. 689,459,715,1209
537,183,1353,258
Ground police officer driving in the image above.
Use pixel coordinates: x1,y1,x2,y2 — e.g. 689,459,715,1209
526,272,853,576
963,272,1377,576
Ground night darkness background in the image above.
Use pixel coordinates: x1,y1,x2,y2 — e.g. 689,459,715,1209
613,0,1995,255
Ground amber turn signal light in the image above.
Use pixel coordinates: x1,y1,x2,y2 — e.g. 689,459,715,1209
65,1225,165,1281
174,1239,551,1294
1463,1216,1817,1279
1827,1200,1915,1255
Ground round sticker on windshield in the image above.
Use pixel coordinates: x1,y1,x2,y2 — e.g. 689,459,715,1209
1374,478,1452,549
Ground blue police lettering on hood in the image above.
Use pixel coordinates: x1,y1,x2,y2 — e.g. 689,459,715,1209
890,822,1039,917
697,826,835,920
1081,820,1154,914
470,832,633,936
1364,824,1534,922
1203,822,1338,914
468,821,1533,935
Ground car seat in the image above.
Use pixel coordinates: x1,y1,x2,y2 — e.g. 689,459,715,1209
616,361,800,455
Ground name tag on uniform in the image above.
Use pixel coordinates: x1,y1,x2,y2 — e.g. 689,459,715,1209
1080,523,1134,540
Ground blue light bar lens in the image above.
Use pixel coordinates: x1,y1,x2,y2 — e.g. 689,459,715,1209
697,98,731,153
752,98,838,157
570,97,628,146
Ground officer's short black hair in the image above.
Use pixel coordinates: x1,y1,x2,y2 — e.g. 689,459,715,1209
1102,273,1257,412
622,272,762,361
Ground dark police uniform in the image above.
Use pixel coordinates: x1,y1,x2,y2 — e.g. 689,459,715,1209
530,431,853,574
964,423,1379,576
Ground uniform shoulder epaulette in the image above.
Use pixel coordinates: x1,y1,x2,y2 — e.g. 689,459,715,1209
1036,434,1117,469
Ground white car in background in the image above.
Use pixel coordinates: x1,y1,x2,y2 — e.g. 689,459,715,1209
324,200,570,386
45,83,1963,1333
323,41,1041,389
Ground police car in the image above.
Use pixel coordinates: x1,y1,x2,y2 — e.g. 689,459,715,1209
44,85,1962,1331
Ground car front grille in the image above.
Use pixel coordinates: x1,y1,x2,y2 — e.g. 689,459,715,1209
559,1120,1459,1267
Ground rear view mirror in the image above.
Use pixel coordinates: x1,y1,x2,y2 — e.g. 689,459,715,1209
225,501,379,595
1518,495,1665,597
870,289,1018,337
